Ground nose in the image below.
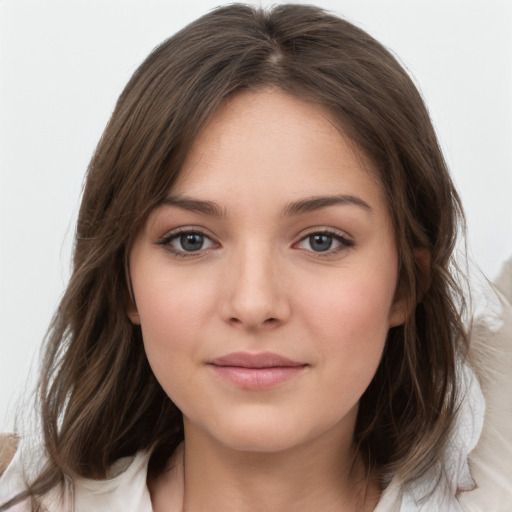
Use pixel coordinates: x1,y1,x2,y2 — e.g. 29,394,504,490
220,243,291,331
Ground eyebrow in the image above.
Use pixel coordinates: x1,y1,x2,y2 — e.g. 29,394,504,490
161,196,227,217
161,194,372,217
282,194,373,216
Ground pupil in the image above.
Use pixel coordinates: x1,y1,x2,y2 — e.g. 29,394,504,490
310,234,332,252
181,233,203,251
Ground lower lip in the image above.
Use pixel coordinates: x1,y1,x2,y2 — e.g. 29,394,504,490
209,365,307,390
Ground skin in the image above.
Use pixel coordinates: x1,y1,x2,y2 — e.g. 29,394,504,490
128,89,406,511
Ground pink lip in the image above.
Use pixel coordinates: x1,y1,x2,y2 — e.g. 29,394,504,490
208,352,308,390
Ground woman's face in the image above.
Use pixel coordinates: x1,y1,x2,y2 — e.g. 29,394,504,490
129,89,405,453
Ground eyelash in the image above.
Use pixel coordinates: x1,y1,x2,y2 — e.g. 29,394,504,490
156,228,354,257
156,228,218,257
295,229,354,255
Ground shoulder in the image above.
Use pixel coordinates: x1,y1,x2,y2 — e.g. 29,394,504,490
383,257,512,512
376,361,484,512
73,451,153,512
0,434,31,511
0,434,18,477
0,440,153,512
376,255,512,512
458,257,512,511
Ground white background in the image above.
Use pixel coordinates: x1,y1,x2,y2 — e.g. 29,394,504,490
1,0,511,432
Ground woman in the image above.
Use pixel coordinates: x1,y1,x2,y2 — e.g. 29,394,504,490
1,4,510,511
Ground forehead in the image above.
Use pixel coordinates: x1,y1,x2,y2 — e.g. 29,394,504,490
171,89,386,216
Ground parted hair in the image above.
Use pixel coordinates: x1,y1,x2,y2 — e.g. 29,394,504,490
3,3,467,509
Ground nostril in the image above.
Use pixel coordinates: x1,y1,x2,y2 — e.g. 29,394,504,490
228,317,278,328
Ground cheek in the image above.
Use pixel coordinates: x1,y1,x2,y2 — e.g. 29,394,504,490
296,268,395,370
135,261,215,327
132,270,218,375
134,284,209,410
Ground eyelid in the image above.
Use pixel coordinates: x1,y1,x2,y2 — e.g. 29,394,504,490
154,225,353,257
293,227,354,254
155,226,219,256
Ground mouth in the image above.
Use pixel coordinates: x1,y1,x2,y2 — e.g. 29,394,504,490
207,351,308,390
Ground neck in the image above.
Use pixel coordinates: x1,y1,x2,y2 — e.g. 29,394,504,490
185,445,376,512
150,421,380,512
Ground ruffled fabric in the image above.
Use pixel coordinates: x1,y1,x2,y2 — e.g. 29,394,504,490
458,256,512,511
374,363,485,512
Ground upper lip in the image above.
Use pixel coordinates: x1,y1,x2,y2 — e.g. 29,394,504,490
208,351,306,368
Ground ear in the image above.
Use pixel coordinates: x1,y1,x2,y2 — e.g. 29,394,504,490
388,294,407,328
388,248,431,328
126,296,141,325
124,258,141,325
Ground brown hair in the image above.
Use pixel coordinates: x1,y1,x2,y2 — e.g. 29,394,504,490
2,3,467,509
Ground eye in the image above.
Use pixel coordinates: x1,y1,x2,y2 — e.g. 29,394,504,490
296,231,353,254
157,230,217,256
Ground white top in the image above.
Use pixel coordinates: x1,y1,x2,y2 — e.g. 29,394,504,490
0,363,485,512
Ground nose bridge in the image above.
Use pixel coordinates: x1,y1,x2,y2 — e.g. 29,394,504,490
223,238,289,329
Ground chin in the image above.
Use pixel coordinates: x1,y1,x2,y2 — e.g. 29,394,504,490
219,425,302,453
192,406,342,455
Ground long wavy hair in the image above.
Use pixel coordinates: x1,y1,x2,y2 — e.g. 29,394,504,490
3,3,468,509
